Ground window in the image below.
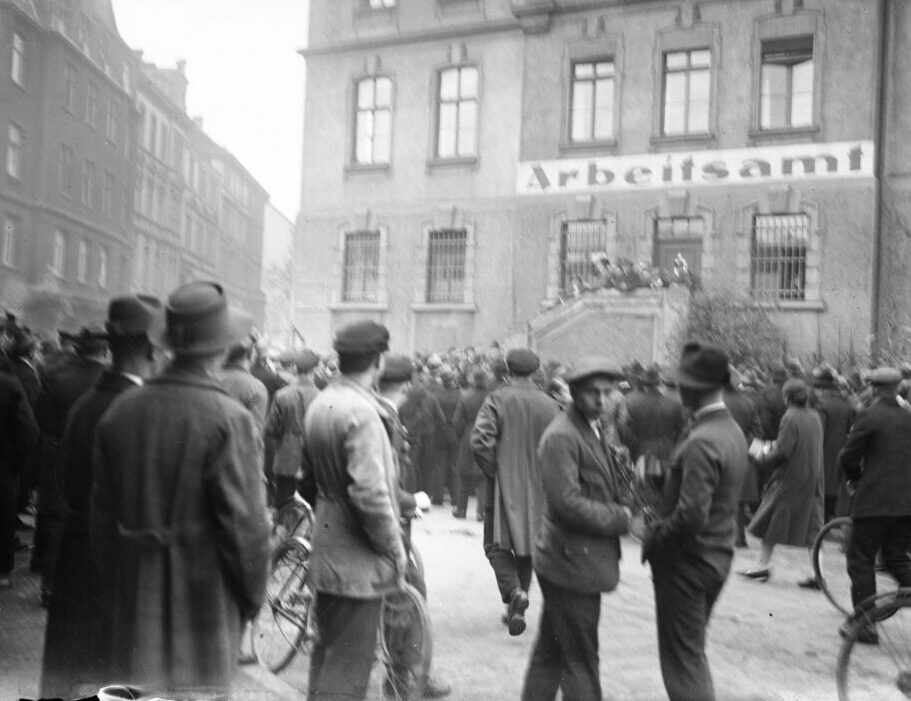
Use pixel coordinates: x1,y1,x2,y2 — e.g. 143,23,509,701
85,81,98,127
51,229,66,277
58,145,73,195
750,214,809,301
63,63,76,113
662,49,711,135
159,123,169,161
122,63,131,93
11,33,24,86
354,77,392,165
570,60,615,143
102,171,114,216
2,215,18,267
426,229,467,303
6,124,23,179
98,246,108,288
77,239,88,283
436,66,478,159
560,220,609,293
368,0,395,7
81,159,95,207
106,99,120,143
121,187,130,225
148,113,157,154
655,216,705,238
342,231,381,302
760,36,814,130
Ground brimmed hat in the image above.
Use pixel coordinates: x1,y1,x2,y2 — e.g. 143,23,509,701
380,354,414,384
565,356,625,385
153,281,251,356
506,348,540,376
812,365,836,387
294,349,321,373
665,342,729,390
869,367,902,386
333,320,389,356
70,326,109,355
105,294,164,340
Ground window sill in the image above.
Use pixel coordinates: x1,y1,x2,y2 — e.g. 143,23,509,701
426,156,479,173
355,5,396,16
344,162,391,178
327,302,388,312
558,139,618,157
410,302,477,313
756,299,826,312
748,125,820,142
650,132,716,150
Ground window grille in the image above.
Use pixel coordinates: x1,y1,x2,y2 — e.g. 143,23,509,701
561,219,609,293
750,214,808,301
662,49,711,135
570,60,614,142
342,231,381,302
760,36,814,130
426,229,467,304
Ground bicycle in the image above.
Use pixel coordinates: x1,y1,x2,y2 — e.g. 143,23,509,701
836,587,911,700
812,516,898,615
272,491,315,542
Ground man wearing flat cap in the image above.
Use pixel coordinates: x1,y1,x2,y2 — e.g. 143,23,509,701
303,320,408,699
263,349,322,509
837,367,911,644
521,356,632,700
471,347,560,636
632,342,747,701
90,282,271,698
41,294,163,698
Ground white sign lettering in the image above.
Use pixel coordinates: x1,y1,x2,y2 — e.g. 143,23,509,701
516,141,874,195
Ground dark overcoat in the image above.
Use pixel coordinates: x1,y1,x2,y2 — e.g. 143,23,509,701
453,386,489,476
534,404,630,593
618,387,685,462
91,365,271,697
815,387,854,499
838,396,911,518
749,406,824,547
723,386,764,503
264,377,321,478
40,371,136,699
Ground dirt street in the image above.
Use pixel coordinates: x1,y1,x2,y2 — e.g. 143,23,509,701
279,503,851,701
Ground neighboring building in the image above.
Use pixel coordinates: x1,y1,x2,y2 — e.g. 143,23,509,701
261,202,295,347
295,0,896,359
1,0,136,332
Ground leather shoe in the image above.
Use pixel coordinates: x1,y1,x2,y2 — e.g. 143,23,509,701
797,577,820,590
507,588,529,636
839,621,879,645
422,676,452,698
451,509,466,519
737,568,770,583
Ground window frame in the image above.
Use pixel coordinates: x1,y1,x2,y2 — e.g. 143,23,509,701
2,214,18,268
85,81,98,128
11,32,25,87
660,48,712,137
81,159,95,207
758,35,816,132
106,98,120,144
425,228,468,304
433,65,480,162
568,58,617,145
749,213,810,303
6,123,23,180
76,238,88,283
559,219,611,295
63,63,77,113
352,75,394,167
98,246,108,288
51,229,66,277
57,144,73,196
102,171,114,217
341,230,382,303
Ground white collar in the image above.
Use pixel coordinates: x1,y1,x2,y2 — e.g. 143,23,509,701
121,372,143,386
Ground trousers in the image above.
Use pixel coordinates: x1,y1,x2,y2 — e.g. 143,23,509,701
521,575,601,701
482,492,532,602
0,465,19,575
652,558,725,701
848,515,911,609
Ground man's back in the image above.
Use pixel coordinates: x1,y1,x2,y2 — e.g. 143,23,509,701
219,364,268,431
266,379,321,478
621,388,685,461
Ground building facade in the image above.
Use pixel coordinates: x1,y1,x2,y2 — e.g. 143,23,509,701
295,0,897,360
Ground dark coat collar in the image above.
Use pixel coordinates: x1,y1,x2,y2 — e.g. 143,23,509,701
149,364,232,396
567,404,610,467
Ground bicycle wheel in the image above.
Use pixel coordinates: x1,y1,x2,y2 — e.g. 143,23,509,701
273,496,314,542
252,538,317,673
814,517,899,616
837,588,911,700
378,582,433,701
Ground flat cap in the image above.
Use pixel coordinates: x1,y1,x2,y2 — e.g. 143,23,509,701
380,354,414,383
506,348,540,376
565,355,625,385
869,367,902,385
333,320,389,355
294,349,321,373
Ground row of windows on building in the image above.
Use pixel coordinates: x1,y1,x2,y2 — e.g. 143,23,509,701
63,61,126,147
338,213,809,306
55,144,127,222
352,36,814,167
34,226,111,288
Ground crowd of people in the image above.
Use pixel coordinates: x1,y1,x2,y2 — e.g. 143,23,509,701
1,279,911,700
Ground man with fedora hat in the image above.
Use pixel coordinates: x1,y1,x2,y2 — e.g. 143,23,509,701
303,319,408,699
632,342,747,701
264,348,322,509
837,367,911,644
521,356,632,701
41,294,164,698
90,281,271,698
471,348,560,636
812,365,854,522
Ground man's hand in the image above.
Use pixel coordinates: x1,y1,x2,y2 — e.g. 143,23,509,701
629,512,649,543
413,491,431,512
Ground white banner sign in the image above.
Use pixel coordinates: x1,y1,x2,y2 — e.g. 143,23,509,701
516,141,874,195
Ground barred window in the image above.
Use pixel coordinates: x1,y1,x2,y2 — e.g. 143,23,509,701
426,229,467,304
436,67,478,159
342,231,381,302
662,49,710,135
354,77,392,165
561,219,609,293
750,214,808,301
570,60,614,143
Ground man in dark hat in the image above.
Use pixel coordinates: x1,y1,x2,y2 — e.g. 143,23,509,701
264,349,322,508
837,367,911,644
521,356,632,700
41,294,163,698
758,364,788,442
632,342,748,701
219,337,268,435
813,365,854,522
90,281,271,698
471,348,560,636
32,326,109,604
303,320,407,699
453,367,492,521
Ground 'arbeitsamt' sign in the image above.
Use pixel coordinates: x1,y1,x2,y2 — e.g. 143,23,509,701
516,141,874,195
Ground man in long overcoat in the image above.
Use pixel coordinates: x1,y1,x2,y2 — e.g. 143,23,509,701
219,339,269,434
471,348,560,636
521,357,631,700
452,368,490,520
90,282,270,698
837,367,911,643
41,295,163,698
812,366,854,521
